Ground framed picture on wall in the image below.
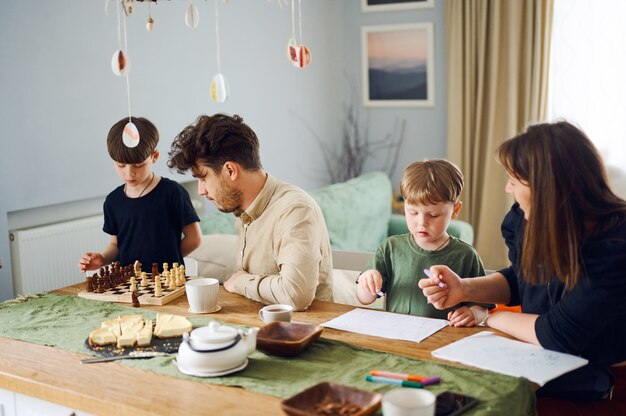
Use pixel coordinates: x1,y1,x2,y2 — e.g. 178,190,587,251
361,23,434,107
361,0,434,13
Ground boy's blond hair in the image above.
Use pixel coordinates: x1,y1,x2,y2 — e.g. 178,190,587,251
400,159,464,205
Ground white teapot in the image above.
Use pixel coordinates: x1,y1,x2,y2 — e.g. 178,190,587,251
177,321,259,374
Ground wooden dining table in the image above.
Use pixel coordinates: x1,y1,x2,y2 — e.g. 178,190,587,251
0,283,517,416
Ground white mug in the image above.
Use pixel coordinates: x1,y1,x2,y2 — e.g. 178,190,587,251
185,277,219,313
382,388,436,416
258,304,293,323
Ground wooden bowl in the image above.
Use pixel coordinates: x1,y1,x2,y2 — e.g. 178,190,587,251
281,382,382,416
256,321,323,357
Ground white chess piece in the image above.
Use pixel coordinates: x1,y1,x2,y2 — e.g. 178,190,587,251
154,275,163,297
140,271,148,287
130,276,137,292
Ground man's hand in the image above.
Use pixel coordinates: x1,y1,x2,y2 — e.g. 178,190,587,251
223,270,247,292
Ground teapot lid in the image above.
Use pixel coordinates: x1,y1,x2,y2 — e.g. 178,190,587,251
191,321,238,344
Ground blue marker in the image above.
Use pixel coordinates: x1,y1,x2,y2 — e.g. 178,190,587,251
424,268,445,288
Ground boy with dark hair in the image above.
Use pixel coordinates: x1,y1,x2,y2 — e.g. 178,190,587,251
78,116,201,273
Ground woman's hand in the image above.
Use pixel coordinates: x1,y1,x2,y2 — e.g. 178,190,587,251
78,252,105,273
418,265,466,309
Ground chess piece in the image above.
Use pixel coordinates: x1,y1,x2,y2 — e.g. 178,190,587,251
86,274,95,292
177,269,185,286
152,262,159,276
130,276,137,292
140,271,148,287
134,260,142,277
162,262,169,273
154,275,163,297
168,272,176,290
131,290,140,308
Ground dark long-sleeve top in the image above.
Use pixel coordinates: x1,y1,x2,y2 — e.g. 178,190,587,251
498,203,626,398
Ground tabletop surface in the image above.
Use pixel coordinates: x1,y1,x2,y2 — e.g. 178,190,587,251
0,283,511,416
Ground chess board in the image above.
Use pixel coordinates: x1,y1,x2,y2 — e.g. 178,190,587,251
78,276,190,306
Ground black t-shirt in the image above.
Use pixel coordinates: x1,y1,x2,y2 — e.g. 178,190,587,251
103,177,200,272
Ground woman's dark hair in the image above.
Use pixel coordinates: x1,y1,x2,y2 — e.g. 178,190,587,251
168,114,262,174
497,121,626,288
107,117,159,164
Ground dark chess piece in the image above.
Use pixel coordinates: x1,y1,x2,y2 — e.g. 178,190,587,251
86,274,95,292
131,290,140,308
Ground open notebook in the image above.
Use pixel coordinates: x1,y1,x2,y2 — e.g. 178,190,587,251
432,331,589,386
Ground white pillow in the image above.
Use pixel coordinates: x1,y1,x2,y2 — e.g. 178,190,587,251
186,234,237,283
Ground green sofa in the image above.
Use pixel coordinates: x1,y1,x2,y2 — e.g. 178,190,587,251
198,171,473,251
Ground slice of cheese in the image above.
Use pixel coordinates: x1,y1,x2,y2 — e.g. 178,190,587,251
136,320,153,347
117,320,145,348
101,318,121,338
88,327,117,346
154,313,192,338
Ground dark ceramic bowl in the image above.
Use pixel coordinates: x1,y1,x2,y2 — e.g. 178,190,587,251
281,382,382,416
256,321,323,357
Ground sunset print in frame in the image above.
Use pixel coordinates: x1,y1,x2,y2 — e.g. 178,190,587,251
362,23,434,107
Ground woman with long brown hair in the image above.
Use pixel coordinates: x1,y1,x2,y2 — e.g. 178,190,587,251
419,121,626,400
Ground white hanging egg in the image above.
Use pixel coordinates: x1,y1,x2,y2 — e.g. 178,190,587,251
146,16,154,32
286,37,299,64
185,2,199,28
210,73,229,103
122,122,140,148
111,50,131,77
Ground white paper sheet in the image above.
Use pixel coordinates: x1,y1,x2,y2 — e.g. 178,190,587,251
431,331,589,386
321,308,448,343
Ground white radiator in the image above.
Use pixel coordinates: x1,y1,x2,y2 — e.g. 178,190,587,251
9,215,110,296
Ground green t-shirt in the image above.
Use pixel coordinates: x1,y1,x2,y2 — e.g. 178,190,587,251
367,233,486,319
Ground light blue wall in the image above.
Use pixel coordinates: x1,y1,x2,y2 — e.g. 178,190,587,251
341,0,447,187
0,0,447,300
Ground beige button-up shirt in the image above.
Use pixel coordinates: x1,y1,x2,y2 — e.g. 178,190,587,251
232,174,333,310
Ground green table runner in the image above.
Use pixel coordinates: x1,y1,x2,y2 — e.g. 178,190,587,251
0,294,535,415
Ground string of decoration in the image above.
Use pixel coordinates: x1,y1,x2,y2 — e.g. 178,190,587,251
210,0,229,103
286,0,311,68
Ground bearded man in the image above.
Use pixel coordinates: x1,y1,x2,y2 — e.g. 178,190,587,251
168,114,333,310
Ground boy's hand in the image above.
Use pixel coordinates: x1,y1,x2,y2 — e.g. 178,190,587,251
357,270,383,297
78,252,105,273
447,306,477,327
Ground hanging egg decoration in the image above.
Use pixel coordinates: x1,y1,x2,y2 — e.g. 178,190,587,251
286,37,299,64
295,44,311,68
185,1,199,28
122,121,140,148
111,50,131,77
210,73,229,103
146,16,154,31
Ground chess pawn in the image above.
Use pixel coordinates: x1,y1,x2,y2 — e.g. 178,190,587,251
154,275,163,297
162,262,169,273
152,262,159,276
162,270,170,287
86,274,95,292
168,271,176,290
140,271,148,287
130,276,137,292
175,269,182,287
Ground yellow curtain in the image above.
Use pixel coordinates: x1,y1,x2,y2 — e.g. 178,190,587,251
445,0,553,268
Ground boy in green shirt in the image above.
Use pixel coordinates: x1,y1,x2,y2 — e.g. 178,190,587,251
356,160,488,326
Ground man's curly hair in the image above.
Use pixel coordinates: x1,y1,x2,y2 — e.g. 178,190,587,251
168,114,262,174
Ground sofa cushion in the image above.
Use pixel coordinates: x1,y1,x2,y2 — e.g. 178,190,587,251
309,171,392,252
186,234,237,282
